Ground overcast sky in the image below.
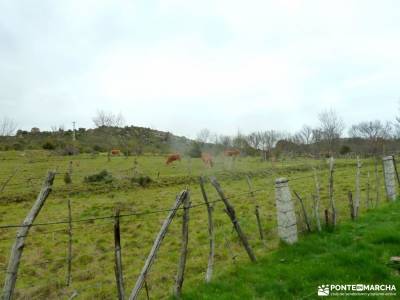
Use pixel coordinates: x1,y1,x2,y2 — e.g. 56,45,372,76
1,0,400,138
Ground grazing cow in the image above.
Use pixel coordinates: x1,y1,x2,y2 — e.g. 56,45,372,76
201,152,214,168
166,153,181,165
111,149,121,156
223,149,240,157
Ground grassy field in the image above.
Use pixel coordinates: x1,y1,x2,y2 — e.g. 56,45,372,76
182,200,400,300
0,151,391,299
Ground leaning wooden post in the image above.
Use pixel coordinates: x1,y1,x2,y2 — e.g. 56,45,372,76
2,171,56,300
382,156,397,201
354,156,361,218
293,191,311,233
66,199,73,286
210,177,257,262
275,178,298,244
114,208,125,300
128,190,187,300
328,157,337,227
312,168,322,232
246,175,265,242
199,177,214,283
174,191,191,298
393,156,400,187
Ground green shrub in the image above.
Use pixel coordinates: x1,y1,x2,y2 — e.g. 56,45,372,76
187,141,202,158
131,175,152,187
42,141,55,150
64,172,72,184
93,145,104,152
84,170,113,183
339,145,351,155
12,143,24,151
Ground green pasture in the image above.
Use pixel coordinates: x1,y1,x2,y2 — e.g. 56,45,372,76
0,151,390,299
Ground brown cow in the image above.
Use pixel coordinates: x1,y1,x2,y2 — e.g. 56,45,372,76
223,149,240,157
111,149,121,156
201,152,214,168
166,153,181,165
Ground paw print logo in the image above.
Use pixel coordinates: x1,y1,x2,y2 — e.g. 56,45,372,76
318,285,330,296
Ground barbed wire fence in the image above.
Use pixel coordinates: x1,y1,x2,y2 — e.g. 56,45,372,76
0,154,398,299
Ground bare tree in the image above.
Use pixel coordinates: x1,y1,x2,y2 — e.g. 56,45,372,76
0,117,18,136
93,110,125,128
246,132,261,149
259,130,281,160
232,131,249,150
318,109,345,153
349,120,392,154
218,135,232,148
296,125,313,145
196,128,211,144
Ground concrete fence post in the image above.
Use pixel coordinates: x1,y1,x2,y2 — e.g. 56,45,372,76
275,178,298,244
382,156,397,201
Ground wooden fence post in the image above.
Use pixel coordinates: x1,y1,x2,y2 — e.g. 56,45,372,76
275,178,298,244
328,157,337,227
312,168,322,232
210,177,257,262
2,171,56,300
382,156,397,201
393,155,400,187
348,191,355,221
174,192,191,298
128,190,188,300
114,208,125,300
366,171,371,209
374,156,381,207
199,177,214,283
324,209,329,227
293,191,311,233
354,156,361,217
66,199,73,286
245,175,265,242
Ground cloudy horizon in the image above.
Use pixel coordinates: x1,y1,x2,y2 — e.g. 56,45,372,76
1,0,400,138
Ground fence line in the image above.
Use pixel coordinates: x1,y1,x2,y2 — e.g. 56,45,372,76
0,155,398,300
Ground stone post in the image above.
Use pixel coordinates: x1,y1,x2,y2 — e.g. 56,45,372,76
382,156,397,201
275,178,298,244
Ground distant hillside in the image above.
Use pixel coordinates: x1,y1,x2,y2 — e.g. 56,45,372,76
0,126,193,155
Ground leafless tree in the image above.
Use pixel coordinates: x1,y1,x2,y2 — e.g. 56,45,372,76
246,132,262,149
218,135,232,148
196,128,211,144
259,130,281,160
51,125,58,133
295,125,313,145
318,109,345,153
93,110,125,128
232,131,249,150
0,117,18,136
349,120,392,154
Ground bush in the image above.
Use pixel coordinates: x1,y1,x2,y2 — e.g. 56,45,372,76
187,141,202,158
93,145,104,152
60,146,79,156
42,142,55,150
340,145,351,155
131,175,152,187
84,170,113,183
12,143,24,151
64,172,72,184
